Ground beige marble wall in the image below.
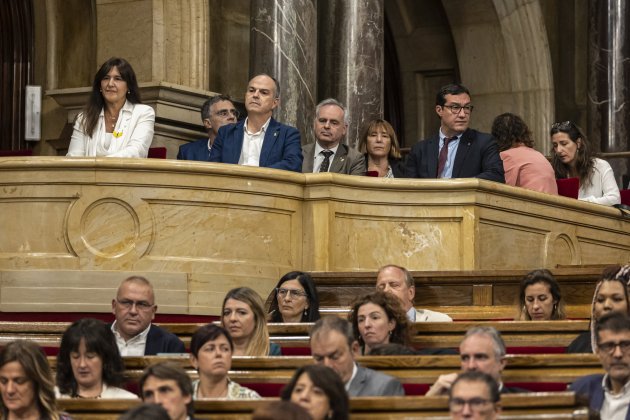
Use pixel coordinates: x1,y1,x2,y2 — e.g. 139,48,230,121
0,158,628,315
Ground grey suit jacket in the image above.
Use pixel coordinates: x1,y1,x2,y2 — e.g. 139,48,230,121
347,365,405,397
302,142,365,175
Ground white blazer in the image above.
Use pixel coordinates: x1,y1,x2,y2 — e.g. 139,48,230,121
67,100,155,158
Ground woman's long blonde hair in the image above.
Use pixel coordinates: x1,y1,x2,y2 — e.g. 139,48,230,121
222,287,270,356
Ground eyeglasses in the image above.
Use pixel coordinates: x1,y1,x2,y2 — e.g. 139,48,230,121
551,121,573,130
598,340,630,354
116,299,154,311
449,397,493,413
443,104,474,114
276,288,307,298
215,109,240,118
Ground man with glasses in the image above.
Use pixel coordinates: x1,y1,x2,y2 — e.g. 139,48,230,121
570,312,630,419
209,74,303,172
449,371,501,420
302,98,365,175
177,95,239,161
405,83,504,182
111,276,185,355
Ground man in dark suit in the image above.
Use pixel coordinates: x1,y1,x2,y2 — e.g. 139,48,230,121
302,98,365,175
111,276,185,356
405,83,504,182
209,74,302,172
140,362,195,420
177,95,238,161
570,312,630,419
310,316,404,397
426,326,524,396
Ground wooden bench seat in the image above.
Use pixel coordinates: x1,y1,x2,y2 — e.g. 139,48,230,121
57,392,591,419
0,320,590,355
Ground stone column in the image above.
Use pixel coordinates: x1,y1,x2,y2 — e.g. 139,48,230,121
318,0,384,147
588,0,630,185
250,0,317,143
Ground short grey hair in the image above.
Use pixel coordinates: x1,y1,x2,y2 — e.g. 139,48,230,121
315,98,349,126
310,316,355,349
377,265,415,288
462,326,506,359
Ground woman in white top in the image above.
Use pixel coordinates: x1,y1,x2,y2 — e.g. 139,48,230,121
67,57,155,157
189,324,260,400
56,318,137,399
550,121,620,206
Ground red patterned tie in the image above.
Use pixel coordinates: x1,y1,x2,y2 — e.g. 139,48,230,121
437,136,457,177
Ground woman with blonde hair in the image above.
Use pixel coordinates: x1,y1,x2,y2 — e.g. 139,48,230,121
357,119,405,178
0,340,71,420
221,287,281,356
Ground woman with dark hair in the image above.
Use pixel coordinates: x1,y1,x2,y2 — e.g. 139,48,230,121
516,269,566,321
67,57,155,157
491,113,557,194
357,119,405,178
281,365,349,420
0,340,71,420
267,271,321,323
189,324,259,399
567,265,630,353
221,287,281,356
56,318,137,399
348,291,411,355
550,121,620,206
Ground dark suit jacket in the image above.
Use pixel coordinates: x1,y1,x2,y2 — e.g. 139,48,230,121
177,138,211,161
145,324,186,355
570,374,630,418
347,365,405,397
209,118,303,172
302,142,365,175
404,129,504,182
363,155,406,178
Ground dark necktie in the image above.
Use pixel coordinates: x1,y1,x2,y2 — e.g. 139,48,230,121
319,150,334,173
437,136,457,177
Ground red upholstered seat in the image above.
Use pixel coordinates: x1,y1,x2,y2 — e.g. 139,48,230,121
0,149,33,156
148,147,167,159
556,177,579,199
620,189,630,206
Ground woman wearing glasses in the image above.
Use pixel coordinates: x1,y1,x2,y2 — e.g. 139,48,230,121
56,318,137,399
267,271,321,323
221,287,281,355
491,113,557,194
357,119,405,178
550,121,620,206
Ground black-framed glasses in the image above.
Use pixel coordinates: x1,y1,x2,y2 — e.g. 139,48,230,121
215,109,240,118
598,340,630,354
116,299,154,311
551,121,573,130
443,104,474,114
276,288,307,298
449,397,493,413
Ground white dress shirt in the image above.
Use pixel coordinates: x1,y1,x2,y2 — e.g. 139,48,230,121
601,374,630,420
238,117,271,166
111,321,151,356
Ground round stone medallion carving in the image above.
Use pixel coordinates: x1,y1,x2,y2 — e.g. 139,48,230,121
80,199,139,258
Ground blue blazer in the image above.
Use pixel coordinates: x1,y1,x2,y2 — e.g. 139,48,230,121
177,138,211,161
404,128,504,182
570,374,630,418
209,118,303,172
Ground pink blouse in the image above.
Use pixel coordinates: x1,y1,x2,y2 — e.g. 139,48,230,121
500,146,558,195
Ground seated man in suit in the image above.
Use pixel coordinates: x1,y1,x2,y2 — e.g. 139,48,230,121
302,98,365,175
426,326,524,396
111,276,185,356
310,316,405,396
570,312,630,419
376,264,452,322
209,74,302,172
405,83,504,182
177,95,238,161
140,362,194,420
449,371,501,420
